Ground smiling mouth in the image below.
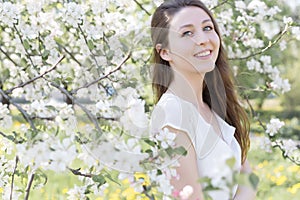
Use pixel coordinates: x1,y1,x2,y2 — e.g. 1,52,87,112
194,50,211,57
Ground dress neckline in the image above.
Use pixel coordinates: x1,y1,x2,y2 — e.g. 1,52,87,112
161,92,235,145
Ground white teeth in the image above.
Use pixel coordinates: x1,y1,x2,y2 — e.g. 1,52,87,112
195,50,210,57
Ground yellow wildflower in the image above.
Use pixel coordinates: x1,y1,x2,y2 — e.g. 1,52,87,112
275,175,287,186
287,165,300,173
273,165,284,174
288,183,300,194
62,188,68,194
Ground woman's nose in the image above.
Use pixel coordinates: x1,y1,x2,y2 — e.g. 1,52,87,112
193,32,209,46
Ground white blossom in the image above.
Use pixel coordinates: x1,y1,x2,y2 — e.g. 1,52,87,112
266,6,281,17
235,1,246,9
155,128,176,149
266,118,285,136
246,58,262,72
244,38,264,49
270,76,291,93
67,185,86,200
24,0,43,14
279,139,298,157
179,185,194,200
16,141,50,169
247,0,267,15
1,184,22,200
0,2,22,27
48,138,77,172
0,103,12,129
283,16,293,24
63,2,87,27
291,26,300,40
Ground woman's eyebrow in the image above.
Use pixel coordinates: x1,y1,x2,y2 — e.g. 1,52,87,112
178,19,212,31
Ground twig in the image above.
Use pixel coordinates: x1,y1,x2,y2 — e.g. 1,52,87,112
244,96,266,130
7,55,65,94
244,96,299,165
77,24,101,70
72,52,131,94
50,82,102,135
10,156,19,200
133,0,151,16
0,89,36,131
0,46,20,66
24,173,35,200
0,131,10,140
68,167,93,178
273,140,300,165
229,24,289,60
211,0,231,10
97,116,118,121
13,24,35,68
59,44,85,67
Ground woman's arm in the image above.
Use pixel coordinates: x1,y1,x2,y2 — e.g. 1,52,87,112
234,159,257,200
166,126,205,200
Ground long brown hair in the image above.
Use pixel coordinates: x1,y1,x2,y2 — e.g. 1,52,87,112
151,0,250,164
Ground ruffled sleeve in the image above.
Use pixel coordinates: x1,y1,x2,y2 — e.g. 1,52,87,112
150,94,197,146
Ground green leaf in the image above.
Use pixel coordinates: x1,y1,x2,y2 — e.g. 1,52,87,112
6,135,15,142
87,40,95,50
54,37,64,45
104,173,121,186
144,139,156,147
23,39,31,50
226,157,236,168
173,146,187,156
156,169,162,175
249,173,259,189
42,50,50,60
92,174,106,186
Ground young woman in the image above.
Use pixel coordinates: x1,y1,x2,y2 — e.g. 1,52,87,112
150,0,256,199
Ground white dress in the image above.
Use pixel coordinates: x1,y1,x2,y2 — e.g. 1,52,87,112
151,93,241,200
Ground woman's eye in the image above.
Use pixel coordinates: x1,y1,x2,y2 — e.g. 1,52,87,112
182,31,193,37
203,26,213,31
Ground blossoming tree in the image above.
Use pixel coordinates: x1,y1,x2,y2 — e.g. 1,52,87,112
0,0,299,199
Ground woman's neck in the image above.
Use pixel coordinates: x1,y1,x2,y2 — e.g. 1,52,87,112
167,70,205,108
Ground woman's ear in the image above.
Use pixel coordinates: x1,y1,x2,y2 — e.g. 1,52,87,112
156,44,172,61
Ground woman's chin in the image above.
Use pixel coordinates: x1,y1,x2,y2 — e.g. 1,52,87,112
195,64,216,73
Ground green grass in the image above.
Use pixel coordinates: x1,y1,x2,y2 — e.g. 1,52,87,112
248,136,300,200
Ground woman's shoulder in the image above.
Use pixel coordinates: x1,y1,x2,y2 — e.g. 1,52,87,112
151,93,195,135
151,93,184,123
155,92,182,109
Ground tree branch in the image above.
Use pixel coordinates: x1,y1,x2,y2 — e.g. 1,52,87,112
6,55,65,94
211,0,231,10
24,173,35,200
244,96,299,165
50,82,102,135
229,24,289,60
133,0,151,16
68,167,93,178
0,89,36,131
0,46,20,66
59,44,86,67
72,52,131,94
10,156,19,200
77,24,101,70
13,24,35,68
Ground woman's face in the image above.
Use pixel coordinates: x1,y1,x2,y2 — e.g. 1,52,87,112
164,6,220,76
